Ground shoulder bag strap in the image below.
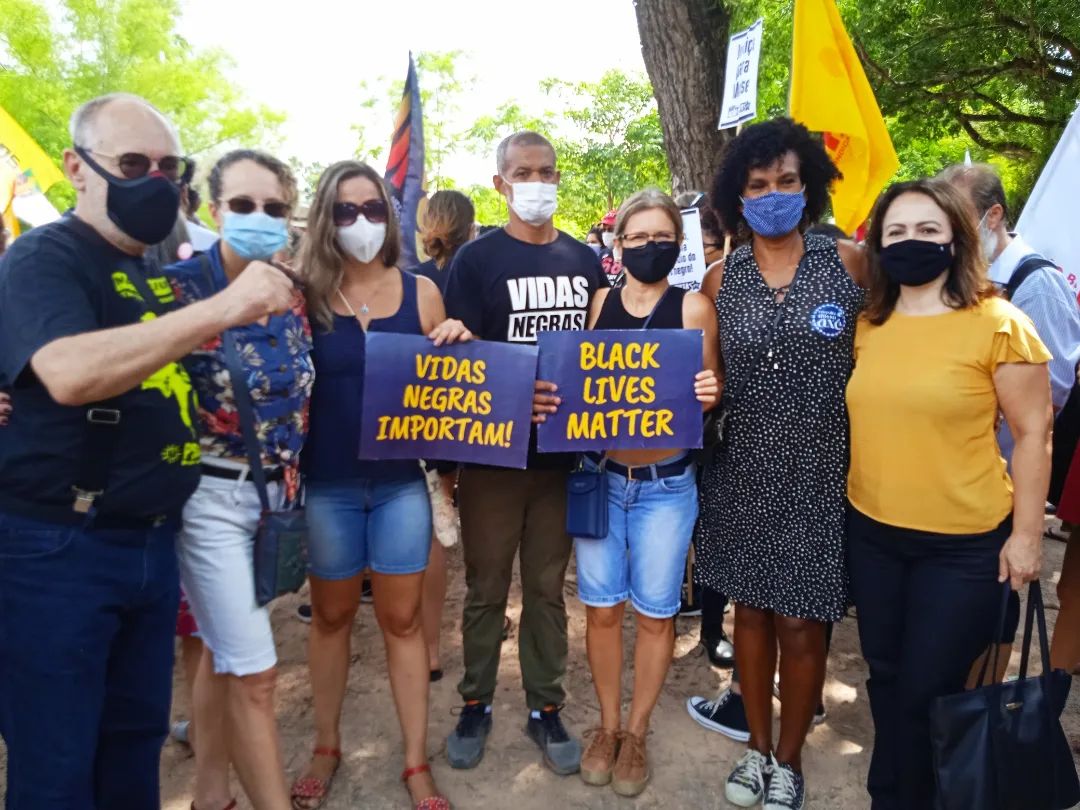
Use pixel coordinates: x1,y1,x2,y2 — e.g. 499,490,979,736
1005,255,1057,301
724,269,800,407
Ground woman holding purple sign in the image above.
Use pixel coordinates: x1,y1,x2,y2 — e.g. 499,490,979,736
292,160,469,810
536,189,720,797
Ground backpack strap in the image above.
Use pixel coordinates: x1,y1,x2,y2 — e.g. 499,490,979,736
1004,255,1057,301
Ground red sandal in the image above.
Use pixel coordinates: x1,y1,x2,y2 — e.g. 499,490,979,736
401,763,451,810
290,746,342,810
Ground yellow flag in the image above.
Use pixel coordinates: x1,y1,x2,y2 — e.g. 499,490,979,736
0,104,65,193
789,0,899,234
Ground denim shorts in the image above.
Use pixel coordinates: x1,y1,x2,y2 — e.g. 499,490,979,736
305,476,432,579
574,455,698,618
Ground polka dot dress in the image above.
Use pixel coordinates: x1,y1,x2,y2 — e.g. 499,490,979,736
695,233,864,622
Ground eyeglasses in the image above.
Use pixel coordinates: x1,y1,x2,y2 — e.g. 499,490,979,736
79,148,188,182
226,197,291,219
333,199,389,227
620,231,678,249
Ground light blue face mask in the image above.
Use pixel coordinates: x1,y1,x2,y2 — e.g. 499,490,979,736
222,211,289,260
740,189,807,238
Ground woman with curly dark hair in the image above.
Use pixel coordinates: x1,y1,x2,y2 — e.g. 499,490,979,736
693,118,866,810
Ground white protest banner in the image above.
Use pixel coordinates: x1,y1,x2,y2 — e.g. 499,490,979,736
719,18,764,130
669,208,707,292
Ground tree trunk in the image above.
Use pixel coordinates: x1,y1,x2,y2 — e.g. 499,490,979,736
634,0,733,195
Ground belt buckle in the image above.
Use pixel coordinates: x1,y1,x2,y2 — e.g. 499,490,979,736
626,465,635,481
72,487,102,513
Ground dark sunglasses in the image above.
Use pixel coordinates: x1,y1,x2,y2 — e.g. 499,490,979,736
226,197,291,219
79,147,188,182
333,199,389,227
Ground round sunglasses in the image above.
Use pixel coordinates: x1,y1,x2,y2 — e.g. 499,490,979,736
80,148,189,183
226,197,291,219
333,199,389,227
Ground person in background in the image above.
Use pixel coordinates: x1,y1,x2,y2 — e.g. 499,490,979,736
293,160,467,810
442,131,607,777
586,226,604,254
599,209,622,284
0,92,295,810
846,178,1050,809
1051,423,1080,674
179,158,221,253
166,148,313,810
940,163,1080,684
410,187,477,680
537,189,719,797
694,118,866,810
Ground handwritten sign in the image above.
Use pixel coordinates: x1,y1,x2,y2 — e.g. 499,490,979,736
536,330,703,453
669,208,708,292
719,18,764,130
359,333,538,469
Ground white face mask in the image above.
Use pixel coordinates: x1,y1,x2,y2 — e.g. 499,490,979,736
337,217,387,264
601,231,615,248
505,181,558,226
977,210,998,263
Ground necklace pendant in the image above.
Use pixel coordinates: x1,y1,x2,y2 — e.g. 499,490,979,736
359,303,370,315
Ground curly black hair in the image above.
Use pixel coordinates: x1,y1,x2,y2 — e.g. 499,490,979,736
710,117,841,236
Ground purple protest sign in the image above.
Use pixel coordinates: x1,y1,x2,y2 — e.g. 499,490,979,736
359,333,538,469
536,329,704,453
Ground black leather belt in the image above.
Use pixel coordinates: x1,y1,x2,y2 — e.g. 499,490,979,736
201,464,285,483
585,453,692,481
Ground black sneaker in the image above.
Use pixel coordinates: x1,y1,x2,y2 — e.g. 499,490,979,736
360,577,374,604
702,629,735,668
447,702,491,769
686,688,750,742
525,706,581,775
764,755,806,809
296,603,312,623
678,584,703,616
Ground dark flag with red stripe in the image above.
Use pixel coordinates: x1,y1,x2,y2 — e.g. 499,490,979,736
384,53,426,268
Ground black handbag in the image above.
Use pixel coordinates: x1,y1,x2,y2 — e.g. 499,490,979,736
566,457,609,539
929,582,1079,810
221,329,308,607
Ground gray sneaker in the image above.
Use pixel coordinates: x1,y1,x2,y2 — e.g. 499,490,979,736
725,748,770,807
764,755,806,810
525,706,581,775
447,702,492,769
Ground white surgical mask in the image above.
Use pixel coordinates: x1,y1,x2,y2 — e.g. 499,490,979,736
977,210,998,263
601,231,615,249
587,243,602,256
337,217,387,264
505,181,558,226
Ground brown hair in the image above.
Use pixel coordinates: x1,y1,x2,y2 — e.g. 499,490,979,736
298,160,401,331
614,188,684,244
422,189,474,268
864,178,996,325
938,163,1010,224
208,149,299,209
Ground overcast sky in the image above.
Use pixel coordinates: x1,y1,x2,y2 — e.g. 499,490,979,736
176,0,649,185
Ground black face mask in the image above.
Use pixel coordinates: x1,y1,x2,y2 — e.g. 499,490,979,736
76,146,180,245
879,239,953,287
620,241,680,284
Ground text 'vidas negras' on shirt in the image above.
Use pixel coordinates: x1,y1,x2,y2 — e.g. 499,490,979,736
506,275,591,343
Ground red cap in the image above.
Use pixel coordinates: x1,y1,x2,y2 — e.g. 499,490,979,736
601,209,617,227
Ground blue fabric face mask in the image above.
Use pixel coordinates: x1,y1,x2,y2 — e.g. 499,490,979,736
740,189,807,238
222,211,289,260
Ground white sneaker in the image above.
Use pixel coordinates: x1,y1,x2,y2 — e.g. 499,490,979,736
725,748,770,807
763,754,806,810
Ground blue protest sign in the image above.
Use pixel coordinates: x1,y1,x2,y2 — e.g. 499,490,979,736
536,329,704,453
359,333,538,468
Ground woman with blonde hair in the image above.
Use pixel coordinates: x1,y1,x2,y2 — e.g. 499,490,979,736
412,189,476,293
291,161,468,810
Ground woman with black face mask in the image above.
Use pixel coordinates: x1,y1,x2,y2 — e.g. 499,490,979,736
846,178,1051,809
536,189,719,797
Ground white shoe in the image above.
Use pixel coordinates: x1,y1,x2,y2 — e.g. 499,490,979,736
725,748,770,807
763,754,806,810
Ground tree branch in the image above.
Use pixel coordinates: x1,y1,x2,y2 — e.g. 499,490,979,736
955,114,1034,158
993,12,1080,63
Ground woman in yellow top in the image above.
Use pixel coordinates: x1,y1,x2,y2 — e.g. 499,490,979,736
845,178,1052,810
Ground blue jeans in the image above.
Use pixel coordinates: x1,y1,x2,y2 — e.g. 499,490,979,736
305,476,433,579
0,511,179,810
574,457,698,618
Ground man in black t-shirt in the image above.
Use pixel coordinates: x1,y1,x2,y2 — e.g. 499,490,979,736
443,131,606,776
0,93,296,810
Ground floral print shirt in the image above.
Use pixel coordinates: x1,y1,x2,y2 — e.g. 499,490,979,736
165,244,314,501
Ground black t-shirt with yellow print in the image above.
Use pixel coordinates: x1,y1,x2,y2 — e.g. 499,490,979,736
0,215,201,522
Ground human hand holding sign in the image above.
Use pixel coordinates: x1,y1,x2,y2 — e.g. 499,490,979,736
428,318,473,347
695,369,720,410
532,380,560,424
0,391,10,426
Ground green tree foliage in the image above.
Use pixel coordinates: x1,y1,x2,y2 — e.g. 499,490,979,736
0,0,284,207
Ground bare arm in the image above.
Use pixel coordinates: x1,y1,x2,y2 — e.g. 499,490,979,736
31,261,296,407
700,259,725,305
683,291,721,411
995,360,1053,589
418,275,473,346
838,239,869,288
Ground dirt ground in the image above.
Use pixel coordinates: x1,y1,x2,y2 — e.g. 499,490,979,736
2,521,1078,809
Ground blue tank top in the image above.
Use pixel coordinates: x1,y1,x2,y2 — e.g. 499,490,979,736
303,269,424,482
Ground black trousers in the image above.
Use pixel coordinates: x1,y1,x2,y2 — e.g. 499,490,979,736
846,506,1009,810
701,584,728,643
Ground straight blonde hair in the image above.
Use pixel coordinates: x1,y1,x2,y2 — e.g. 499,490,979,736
614,188,685,244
